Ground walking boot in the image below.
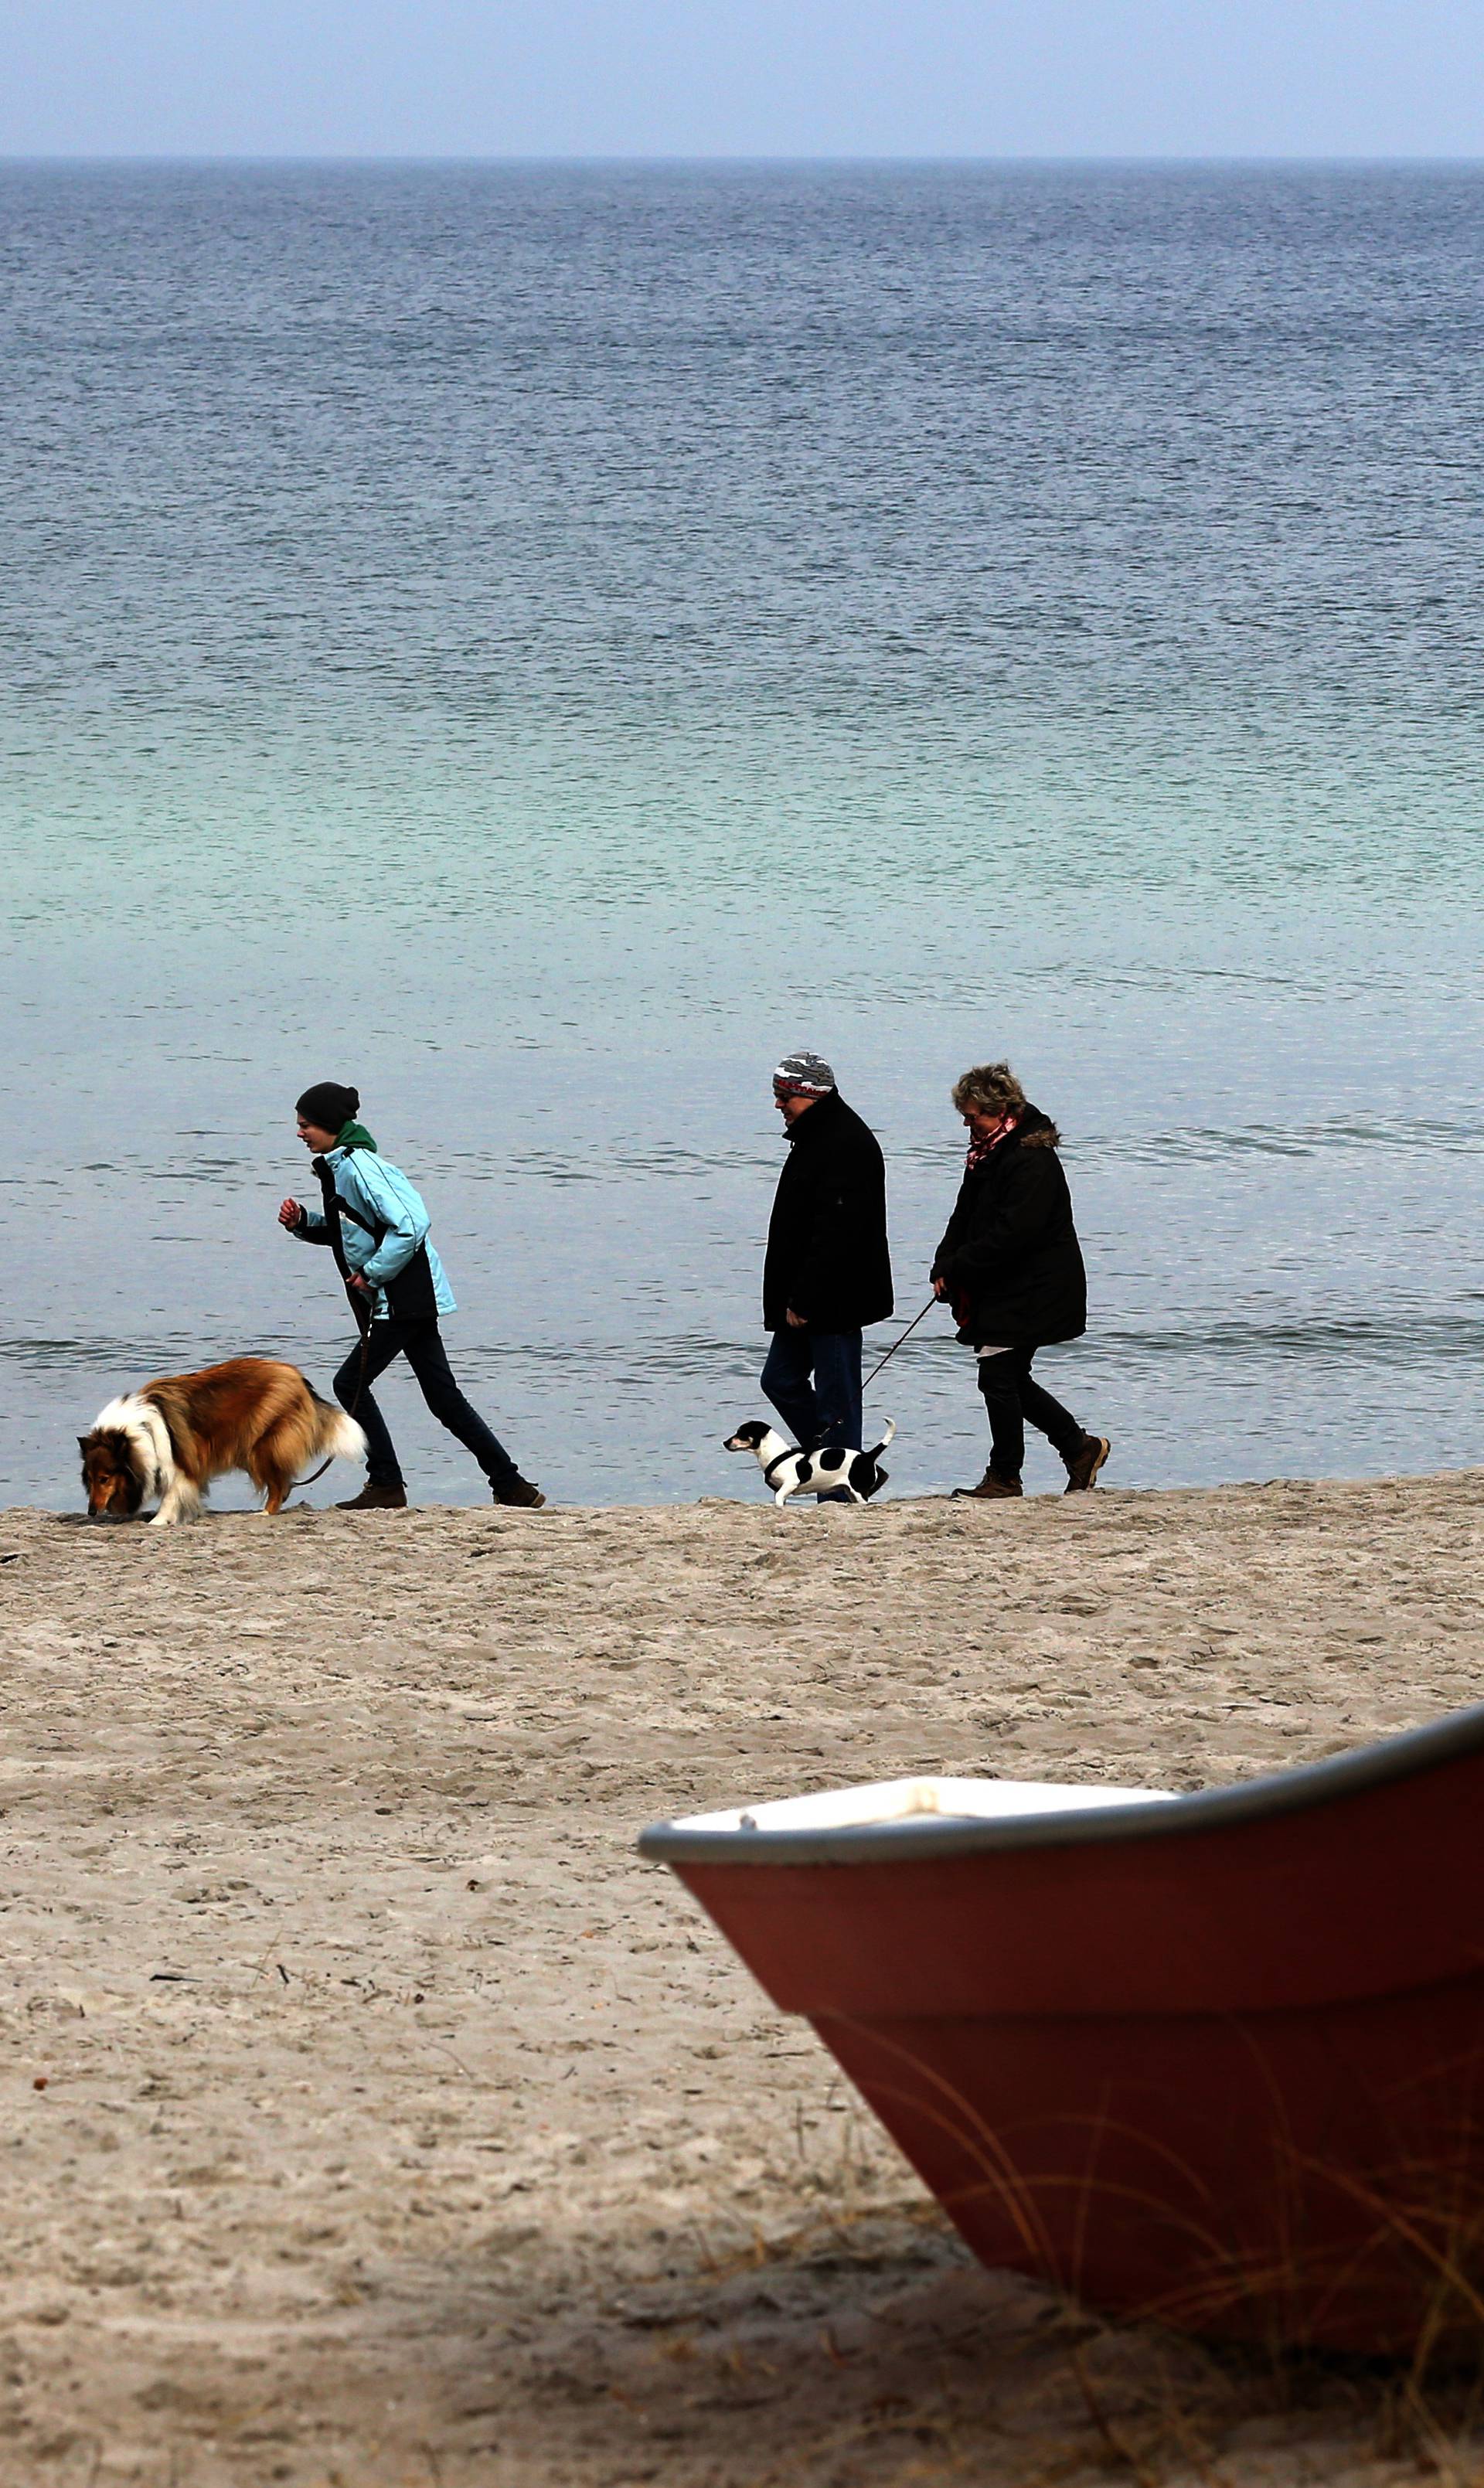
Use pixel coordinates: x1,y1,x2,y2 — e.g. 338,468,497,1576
493,1475,546,1509
336,1481,410,1511
1063,1435,1111,1493
953,1468,1023,1499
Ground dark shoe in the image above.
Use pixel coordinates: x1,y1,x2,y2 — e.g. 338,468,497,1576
1064,1435,1111,1493
953,1468,1023,1499
336,1482,409,1511
493,1475,546,1509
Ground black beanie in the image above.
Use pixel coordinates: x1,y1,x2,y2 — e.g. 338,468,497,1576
296,1081,359,1133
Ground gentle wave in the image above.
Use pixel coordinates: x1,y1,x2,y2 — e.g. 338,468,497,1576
893,1115,1484,1172
14,1312,1484,1382
1099,1315,1484,1363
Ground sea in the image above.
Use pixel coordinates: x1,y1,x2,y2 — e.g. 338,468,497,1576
3,160,1482,1510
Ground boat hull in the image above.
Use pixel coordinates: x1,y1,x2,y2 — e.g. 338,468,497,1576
810,1975,1484,2352
649,1717,1484,2354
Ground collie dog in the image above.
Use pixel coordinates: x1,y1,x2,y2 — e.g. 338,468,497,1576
80,1356,366,1525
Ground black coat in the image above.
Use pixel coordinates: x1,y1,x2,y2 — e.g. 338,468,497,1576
763,1090,893,1334
931,1110,1087,1346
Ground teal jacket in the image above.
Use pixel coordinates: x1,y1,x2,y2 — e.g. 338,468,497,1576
293,1145,456,1321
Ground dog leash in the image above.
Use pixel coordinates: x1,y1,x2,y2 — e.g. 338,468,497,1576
286,1285,373,1503
862,1295,937,1392
282,1168,378,1506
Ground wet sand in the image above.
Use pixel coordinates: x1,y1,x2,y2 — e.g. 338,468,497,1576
2,1472,1482,2486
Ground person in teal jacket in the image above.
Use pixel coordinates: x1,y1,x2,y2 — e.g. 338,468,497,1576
278,1081,545,1511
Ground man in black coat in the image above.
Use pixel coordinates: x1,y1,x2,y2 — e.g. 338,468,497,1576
931,1061,1110,1499
761,1050,893,1470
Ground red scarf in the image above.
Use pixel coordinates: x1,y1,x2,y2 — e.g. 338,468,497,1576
965,1112,1019,1173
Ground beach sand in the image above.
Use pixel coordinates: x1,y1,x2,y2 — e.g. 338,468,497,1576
2,1472,1482,2486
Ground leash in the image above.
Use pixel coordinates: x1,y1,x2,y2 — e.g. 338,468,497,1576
285,1213,375,1499
863,1295,938,1392
287,1301,370,1499
283,1162,380,1503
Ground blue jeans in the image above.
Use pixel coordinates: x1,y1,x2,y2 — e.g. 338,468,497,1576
335,1319,519,1492
761,1327,864,1455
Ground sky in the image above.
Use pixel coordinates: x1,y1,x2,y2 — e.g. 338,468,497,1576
2,0,1483,159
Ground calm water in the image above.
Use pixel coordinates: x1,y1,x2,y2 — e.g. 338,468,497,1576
3,161,1482,1509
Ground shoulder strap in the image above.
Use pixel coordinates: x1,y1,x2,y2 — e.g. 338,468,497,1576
315,1156,384,1240
311,1157,355,1287
310,1158,378,1335
332,1193,382,1239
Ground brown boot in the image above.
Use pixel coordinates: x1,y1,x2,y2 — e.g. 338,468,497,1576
335,1482,410,1511
493,1475,546,1509
953,1468,1023,1499
1063,1435,1111,1493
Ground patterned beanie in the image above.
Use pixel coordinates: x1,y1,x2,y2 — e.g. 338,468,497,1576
772,1050,836,1099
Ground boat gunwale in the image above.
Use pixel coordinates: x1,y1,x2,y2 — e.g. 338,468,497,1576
637,1697,1484,1866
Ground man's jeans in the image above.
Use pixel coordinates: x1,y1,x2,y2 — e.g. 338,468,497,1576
977,1345,1084,1479
761,1326,864,1454
335,1317,519,1492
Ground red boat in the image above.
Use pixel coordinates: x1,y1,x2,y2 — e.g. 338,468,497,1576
639,1709,1484,2355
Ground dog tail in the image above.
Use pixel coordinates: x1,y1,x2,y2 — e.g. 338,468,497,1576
311,1393,367,1465
868,1417,896,1459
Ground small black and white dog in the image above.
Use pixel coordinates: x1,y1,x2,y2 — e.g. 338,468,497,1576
723,1418,895,1506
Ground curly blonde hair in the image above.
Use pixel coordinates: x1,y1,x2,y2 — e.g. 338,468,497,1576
951,1062,1027,1118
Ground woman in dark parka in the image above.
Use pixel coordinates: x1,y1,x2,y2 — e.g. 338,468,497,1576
931,1062,1110,1498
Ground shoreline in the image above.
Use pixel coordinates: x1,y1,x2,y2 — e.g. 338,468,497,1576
2,1472,1482,2483
18,1449,1484,1521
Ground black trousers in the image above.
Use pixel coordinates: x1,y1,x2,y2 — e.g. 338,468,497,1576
335,1318,518,1492
977,1346,1084,1479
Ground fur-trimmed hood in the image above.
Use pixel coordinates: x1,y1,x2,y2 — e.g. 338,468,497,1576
1014,1106,1061,1151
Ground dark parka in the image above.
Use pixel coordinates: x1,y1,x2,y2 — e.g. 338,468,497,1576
931,1108,1087,1346
763,1089,893,1333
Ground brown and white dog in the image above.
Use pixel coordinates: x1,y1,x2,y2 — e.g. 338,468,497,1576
80,1356,366,1525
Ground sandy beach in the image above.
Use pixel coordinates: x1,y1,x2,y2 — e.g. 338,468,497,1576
2,1472,1483,2486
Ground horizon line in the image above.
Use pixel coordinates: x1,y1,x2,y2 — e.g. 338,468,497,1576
5,149,1484,168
